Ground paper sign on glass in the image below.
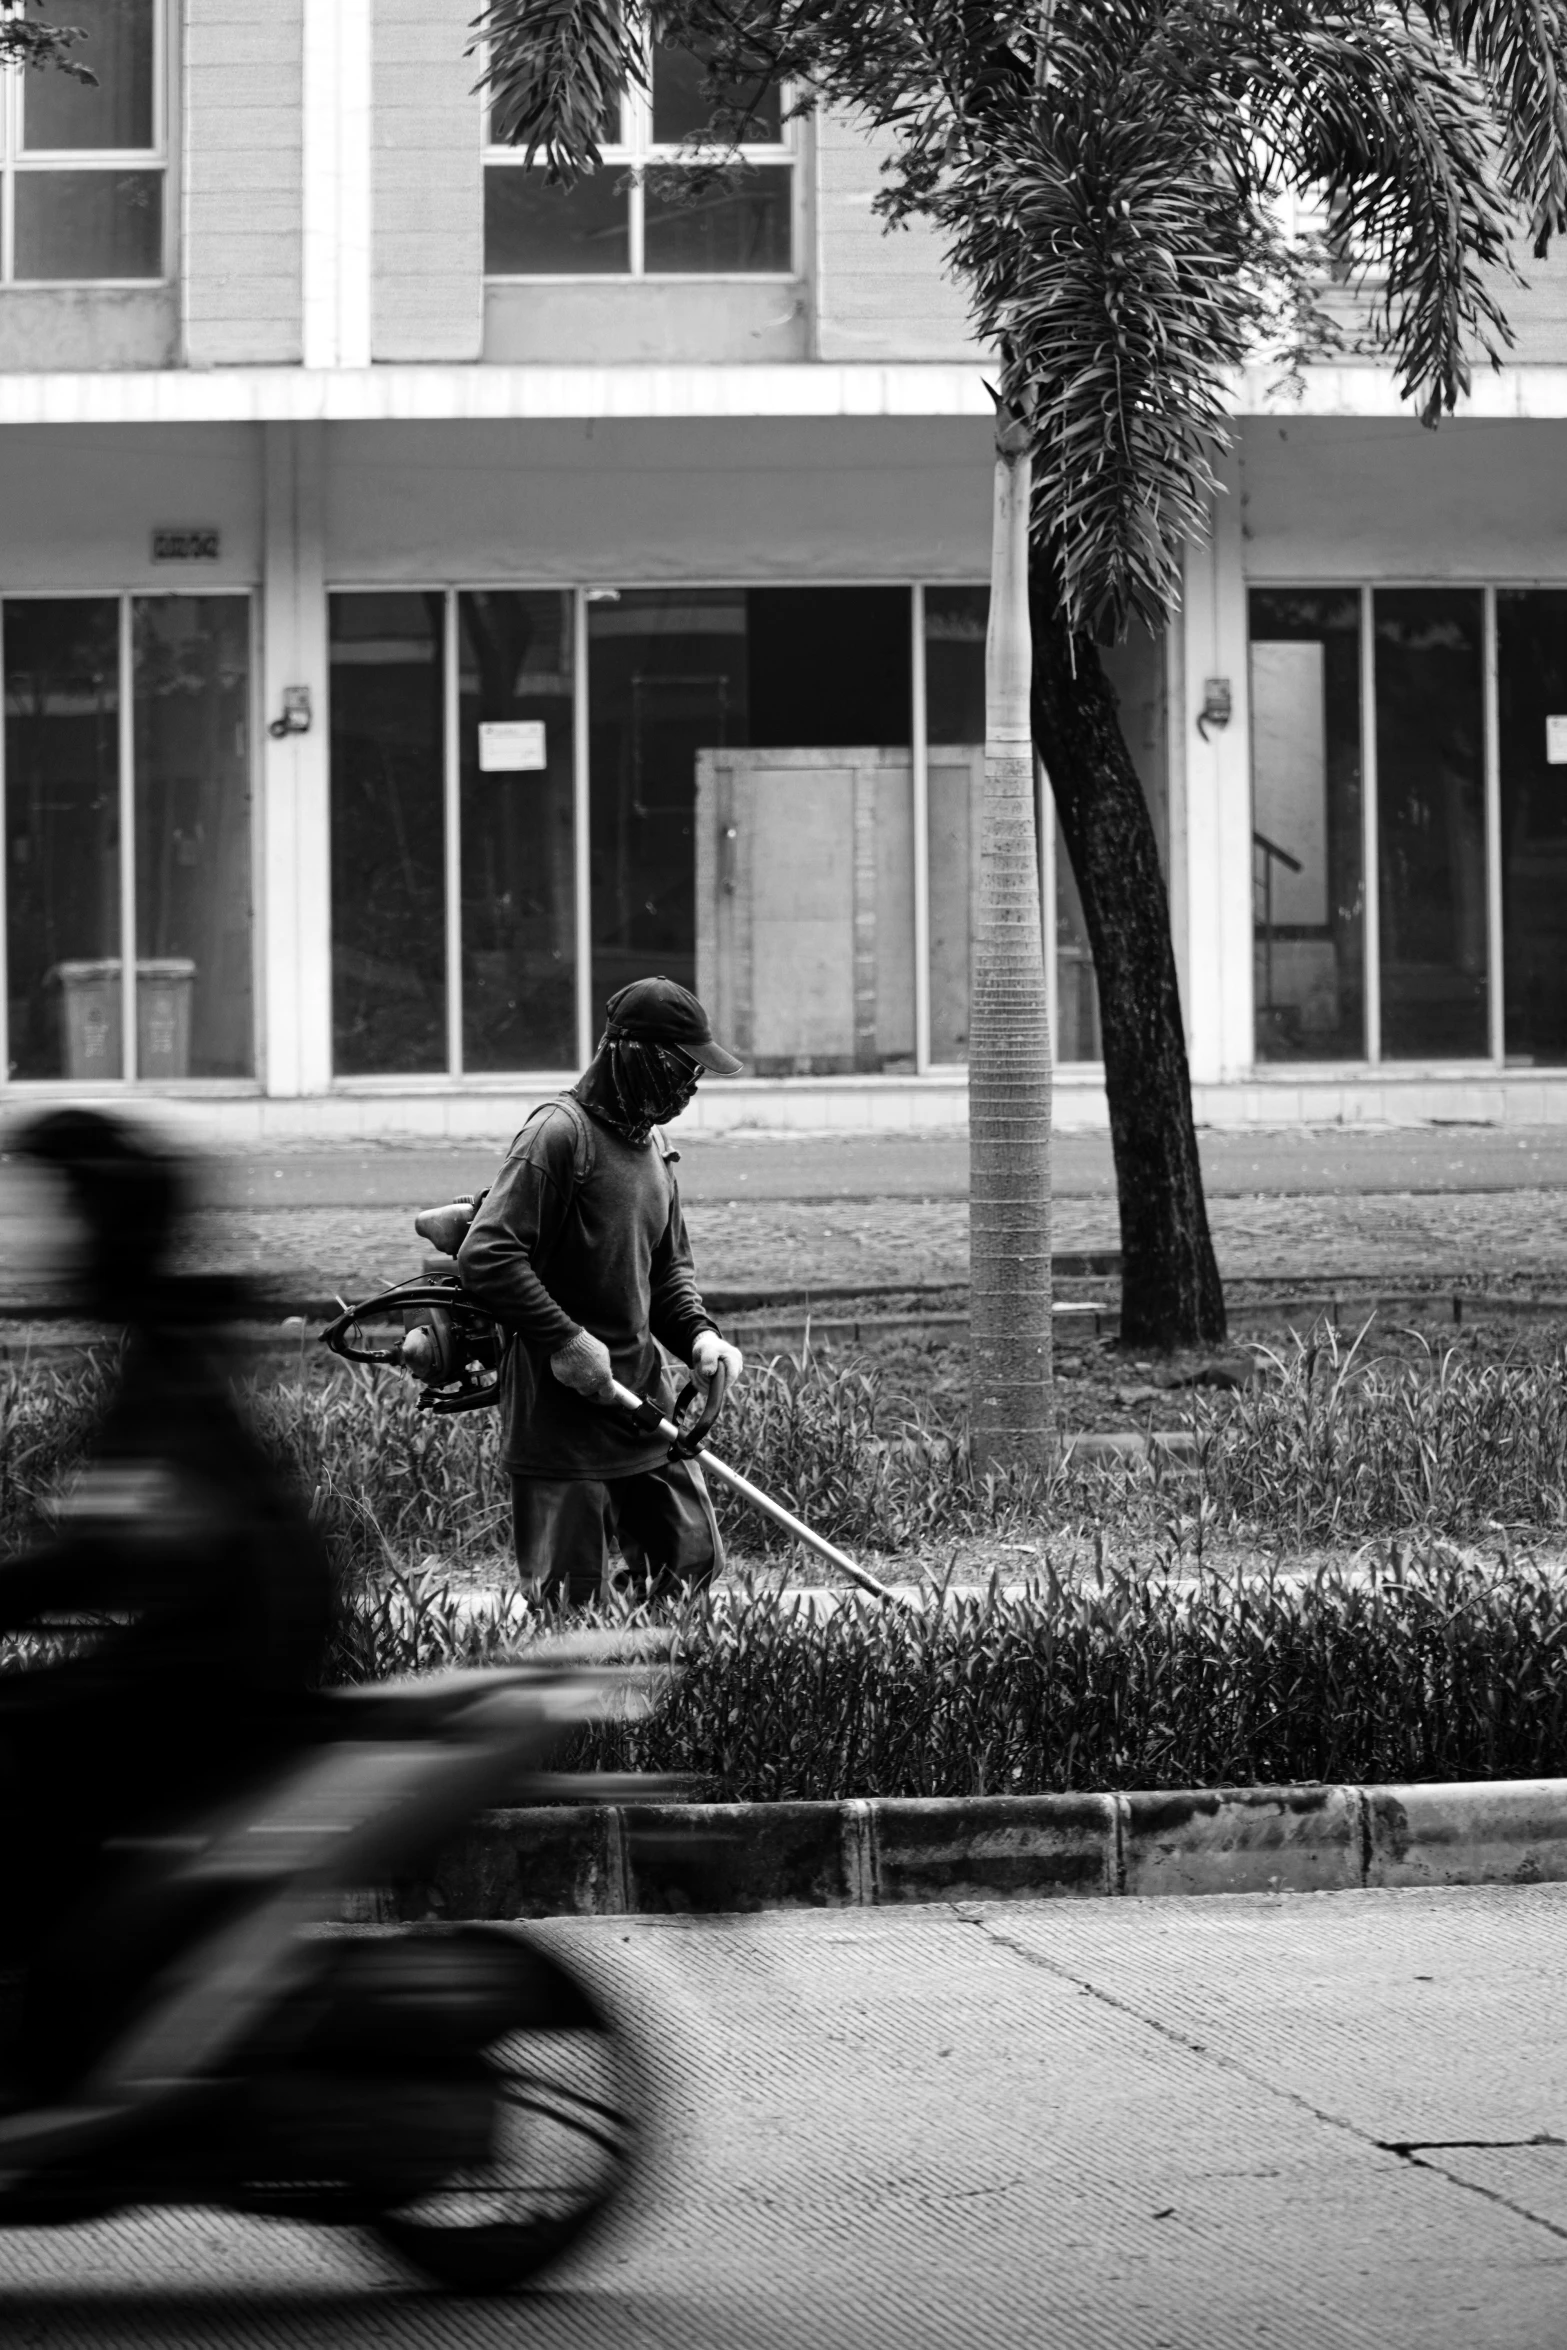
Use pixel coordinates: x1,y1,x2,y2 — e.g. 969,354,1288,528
478,721,547,772
1548,716,1567,766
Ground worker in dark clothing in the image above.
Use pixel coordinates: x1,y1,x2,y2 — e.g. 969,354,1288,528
458,975,745,1608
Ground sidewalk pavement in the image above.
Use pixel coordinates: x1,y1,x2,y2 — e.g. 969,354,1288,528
6,1887,1567,2346
4,1123,1567,1310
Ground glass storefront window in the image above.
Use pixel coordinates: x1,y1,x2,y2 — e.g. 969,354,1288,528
3,593,253,1083
922,583,1104,1063
459,590,577,1071
1498,590,1567,1066
588,587,748,1008
329,593,447,1076
1248,589,1364,1061
133,597,253,1078
1374,588,1488,1059
4,599,121,1079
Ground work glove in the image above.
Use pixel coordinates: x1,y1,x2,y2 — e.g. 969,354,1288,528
690,1330,744,1396
550,1329,617,1399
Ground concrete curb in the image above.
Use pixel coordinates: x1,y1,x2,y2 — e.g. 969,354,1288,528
376,1779,1567,1922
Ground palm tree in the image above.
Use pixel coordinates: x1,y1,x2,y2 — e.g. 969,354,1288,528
480,0,1567,1459
972,378,1053,1474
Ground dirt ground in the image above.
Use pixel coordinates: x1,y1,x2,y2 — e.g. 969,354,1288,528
30,1183,1567,1310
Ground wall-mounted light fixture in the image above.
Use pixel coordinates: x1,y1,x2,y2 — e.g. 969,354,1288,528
268,685,312,740
1196,677,1232,741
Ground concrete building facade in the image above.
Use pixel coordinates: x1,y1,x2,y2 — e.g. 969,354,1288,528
4,2,1567,1136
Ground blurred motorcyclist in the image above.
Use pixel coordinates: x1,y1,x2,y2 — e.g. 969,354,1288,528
0,1109,334,2097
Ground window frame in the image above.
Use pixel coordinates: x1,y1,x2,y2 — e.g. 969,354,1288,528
0,0,170,288
481,36,799,282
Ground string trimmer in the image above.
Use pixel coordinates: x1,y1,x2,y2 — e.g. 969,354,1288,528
320,1200,902,1605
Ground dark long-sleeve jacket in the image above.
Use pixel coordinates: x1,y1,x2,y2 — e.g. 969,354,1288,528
457,1100,717,1477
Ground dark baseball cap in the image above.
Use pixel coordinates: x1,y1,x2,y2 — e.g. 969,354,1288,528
604,975,743,1076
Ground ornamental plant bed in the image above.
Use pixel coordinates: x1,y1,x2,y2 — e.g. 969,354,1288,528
327,1548,1567,1804
6,1311,1567,1584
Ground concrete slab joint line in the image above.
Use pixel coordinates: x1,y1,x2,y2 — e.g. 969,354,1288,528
404,1776,1567,1923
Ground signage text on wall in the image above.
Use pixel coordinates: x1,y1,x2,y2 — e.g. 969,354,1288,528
151,529,222,563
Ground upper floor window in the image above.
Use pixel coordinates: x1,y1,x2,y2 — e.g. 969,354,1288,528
485,39,793,278
1,0,164,283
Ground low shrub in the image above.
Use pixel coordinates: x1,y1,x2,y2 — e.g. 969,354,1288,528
567,1544,1567,1798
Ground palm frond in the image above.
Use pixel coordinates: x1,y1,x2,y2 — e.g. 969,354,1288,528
473,0,647,181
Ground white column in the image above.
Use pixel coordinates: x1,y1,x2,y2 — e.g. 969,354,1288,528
302,0,373,371
261,421,333,1097
1179,449,1253,1084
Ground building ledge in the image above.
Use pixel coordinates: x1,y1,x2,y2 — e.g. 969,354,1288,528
1233,361,1567,420
0,360,997,428
2,357,1567,427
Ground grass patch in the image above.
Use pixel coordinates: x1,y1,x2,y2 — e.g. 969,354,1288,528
9,1330,1567,1798
5,1321,1567,1578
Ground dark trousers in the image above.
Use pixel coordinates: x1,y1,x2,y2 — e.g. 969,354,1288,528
511,1457,724,1608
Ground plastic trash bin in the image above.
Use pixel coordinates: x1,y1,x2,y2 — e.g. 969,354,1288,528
50,959,196,1081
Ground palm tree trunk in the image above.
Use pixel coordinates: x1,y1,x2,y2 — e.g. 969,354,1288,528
970,419,1053,1475
1027,566,1225,1351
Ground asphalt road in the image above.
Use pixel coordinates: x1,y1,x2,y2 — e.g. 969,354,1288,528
87,1122,1567,1209
7,1887,1567,2347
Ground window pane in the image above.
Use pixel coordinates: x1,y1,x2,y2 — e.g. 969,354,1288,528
1054,805,1101,1063
923,585,1107,1064
590,589,747,1010
749,588,910,748
1374,588,1488,1058
643,166,792,272
459,590,577,1071
488,91,620,146
926,584,988,747
651,42,781,143
925,586,984,1063
133,598,253,1080
1248,589,1364,1062
330,593,447,1075
594,588,914,1075
5,598,122,1080
1498,589,1567,1065
22,0,155,149
484,169,629,274
13,171,162,280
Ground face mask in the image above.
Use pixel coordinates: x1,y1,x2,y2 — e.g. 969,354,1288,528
577,1039,700,1142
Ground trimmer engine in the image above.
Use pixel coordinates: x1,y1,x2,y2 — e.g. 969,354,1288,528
320,1196,503,1412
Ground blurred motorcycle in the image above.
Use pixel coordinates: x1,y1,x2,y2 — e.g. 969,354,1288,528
0,1638,667,2292
0,1107,669,2293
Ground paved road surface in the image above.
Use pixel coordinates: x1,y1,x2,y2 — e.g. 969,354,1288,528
185,1123,1567,1206
6,1887,1567,2347
6,1124,1567,1210
6,1124,1567,1304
